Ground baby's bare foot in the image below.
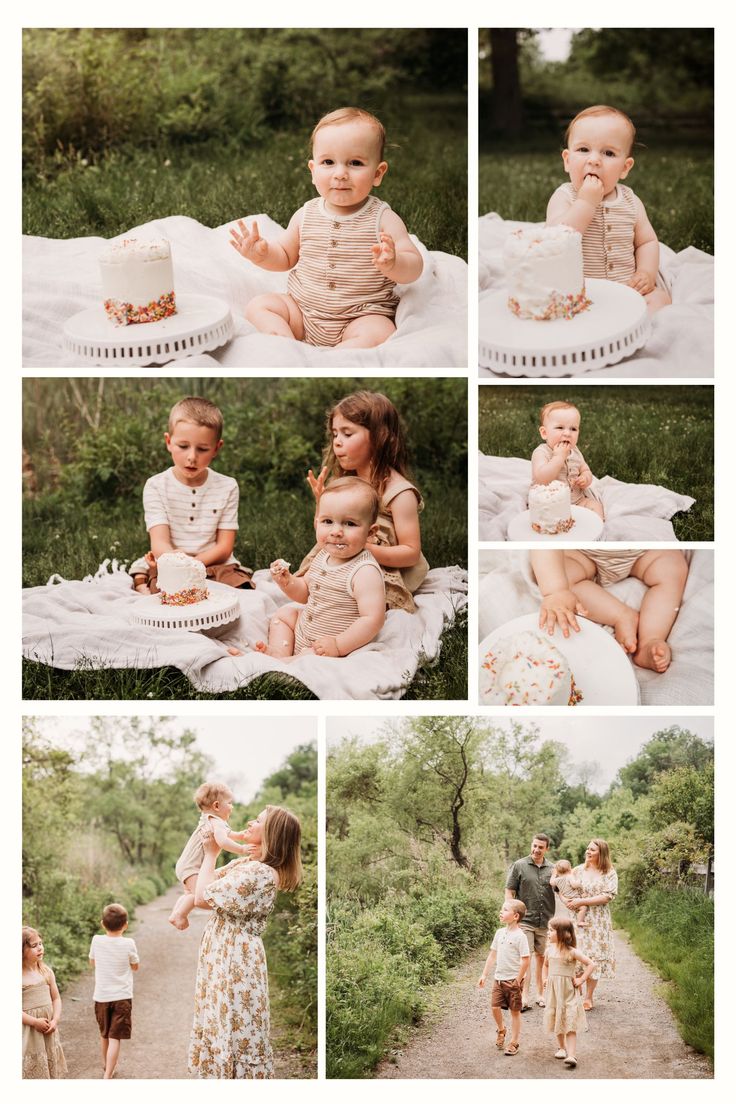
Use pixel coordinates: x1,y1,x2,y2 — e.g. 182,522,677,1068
612,607,639,654
254,640,272,655
227,647,243,657
633,639,672,673
134,583,151,595
168,913,189,931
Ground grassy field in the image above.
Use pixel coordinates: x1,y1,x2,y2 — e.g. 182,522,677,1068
23,96,467,259
478,384,713,541
479,143,713,255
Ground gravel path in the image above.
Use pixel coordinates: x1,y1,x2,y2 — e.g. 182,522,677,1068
58,884,313,1079
376,928,712,1079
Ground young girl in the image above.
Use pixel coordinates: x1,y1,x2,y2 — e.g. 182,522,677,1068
531,401,603,520
551,860,588,925
22,927,67,1078
547,104,671,314
542,917,594,1069
296,390,429,612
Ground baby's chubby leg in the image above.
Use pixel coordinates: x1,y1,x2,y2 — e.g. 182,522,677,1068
337,314,396,349
245,292,305,340
630,550,688,672
168,874,198,930
577,497,604,520
644,288,672,314
255,605,300,658
564,551,639,654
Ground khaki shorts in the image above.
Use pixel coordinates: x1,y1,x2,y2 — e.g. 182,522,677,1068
492,979,523,1012
521,924,548,956
94,999,132,1040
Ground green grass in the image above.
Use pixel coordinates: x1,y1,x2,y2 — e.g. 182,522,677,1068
615,888,713,1060
23,96,467,258
478,384,713,540
479,144,713,254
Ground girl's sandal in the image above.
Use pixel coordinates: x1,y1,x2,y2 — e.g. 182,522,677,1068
495,1027,507,1049
504,1042,520,1056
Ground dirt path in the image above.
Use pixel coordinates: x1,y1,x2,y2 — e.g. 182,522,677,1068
59,884,313,1079
376,928,712,1079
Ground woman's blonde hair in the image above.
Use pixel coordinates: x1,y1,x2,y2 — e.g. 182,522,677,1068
260,805,303,892
22,926,52,982
587,838,612,874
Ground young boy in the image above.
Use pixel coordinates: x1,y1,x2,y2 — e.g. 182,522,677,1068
531,401,603,520
89,904,139,1079
230,107,423,348
129,396,253,596
478,899,530,1056
256,476,386,657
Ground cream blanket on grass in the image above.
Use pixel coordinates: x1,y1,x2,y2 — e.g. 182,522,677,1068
23,214,467,368
479,214,713,378
479,453,696,541
22,563,467,700
478,549,712,706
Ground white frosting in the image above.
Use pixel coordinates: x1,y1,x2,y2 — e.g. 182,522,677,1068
99,237,175,323
504,226,589,320
157,552,207,603
271,558,291,573
528,480,574,534
480,630,578,706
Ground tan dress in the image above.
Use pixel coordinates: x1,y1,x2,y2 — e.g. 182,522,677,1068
543,954,588,1035
573,864,618,980
23,978,67,1079
531,443,601,507
296,476,429,612
189,860,277,1079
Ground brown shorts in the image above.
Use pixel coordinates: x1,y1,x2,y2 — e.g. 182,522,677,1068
492,979,523,1012
94,999,132,1040
147,560,254,593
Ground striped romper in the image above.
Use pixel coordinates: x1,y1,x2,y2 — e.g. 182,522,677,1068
578,548,643,587
293,547,384,655
287,195,400,347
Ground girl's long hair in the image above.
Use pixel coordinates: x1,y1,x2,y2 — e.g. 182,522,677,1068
322,391,410,496
22,927,52,982
549,917,577,960
587,838,612,874
259,806,303,892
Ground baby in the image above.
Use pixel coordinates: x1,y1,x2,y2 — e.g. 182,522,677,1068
230,107,423,348
550,860,587,926
256,476,386,657
169,782,251,930
531,401,603,520
547,104,671,313
530,547,689,673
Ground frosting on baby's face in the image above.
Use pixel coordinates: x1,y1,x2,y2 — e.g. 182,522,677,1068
563,113,635,199
539,406,581,449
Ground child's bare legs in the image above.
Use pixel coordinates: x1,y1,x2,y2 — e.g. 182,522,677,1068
576,497,604,520
563,551,639,653
336,314,396,349
576,904,588,926
102,1037,121,1078
563,1031,577,1065
630,550,688,672
255,605,300,658
491,1006,506,1046
645,288,671,314
508,1008,522,1047
168,874,198,930
555,1033,567,1059
246,293,305,340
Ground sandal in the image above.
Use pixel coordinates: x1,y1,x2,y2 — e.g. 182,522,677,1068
535,997,546,1007
504,1042,520,1056
495,1027,507,1049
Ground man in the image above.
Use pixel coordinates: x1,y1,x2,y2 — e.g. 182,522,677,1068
505,833,556,1011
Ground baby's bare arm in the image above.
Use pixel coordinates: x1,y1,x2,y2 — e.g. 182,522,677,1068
546,179,603,233
629,196,660,291
270,561,310,603
229,211,302,272
530,550,588,636
532,444,570,484
372,209,423,284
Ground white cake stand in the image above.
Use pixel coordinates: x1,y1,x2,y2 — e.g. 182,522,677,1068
507,506,604,542
479,614,640,706
63,293,234,367
478,278,650,376
131,581,240,632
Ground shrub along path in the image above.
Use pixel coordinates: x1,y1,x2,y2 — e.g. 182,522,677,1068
375,928,711,1080
57,883,311,1079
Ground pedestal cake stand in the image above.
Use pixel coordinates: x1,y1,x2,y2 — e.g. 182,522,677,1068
63,293,234,367
507,505,604,542
479,278,649,376
132,581,240,632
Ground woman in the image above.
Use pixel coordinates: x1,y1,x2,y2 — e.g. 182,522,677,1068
188,805,302,1079
566,838,618,1011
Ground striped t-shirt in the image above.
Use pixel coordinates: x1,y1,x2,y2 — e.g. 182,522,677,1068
89,934,139,1002
142,467,238,562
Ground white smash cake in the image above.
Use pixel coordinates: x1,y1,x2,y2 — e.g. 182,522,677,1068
480,630,583,706
99,238,176,326
529,480,574,535
504,225,591,321
157,552,208,606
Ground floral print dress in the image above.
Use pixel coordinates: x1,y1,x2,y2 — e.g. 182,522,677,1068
188,859,277,1079
572,864,618,980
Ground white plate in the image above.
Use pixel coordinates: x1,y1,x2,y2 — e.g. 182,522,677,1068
478,613,639,706
131,580,240,632
507,505,604,542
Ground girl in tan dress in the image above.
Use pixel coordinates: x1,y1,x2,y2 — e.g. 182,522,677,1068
296,390,429,612
542,917,594,1070
22,927,67,1078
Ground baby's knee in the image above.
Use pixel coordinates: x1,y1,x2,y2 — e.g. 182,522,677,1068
660,550,689,586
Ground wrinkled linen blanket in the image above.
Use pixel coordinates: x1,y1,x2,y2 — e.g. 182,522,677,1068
23,214,467,368
478,214,713,378
478,550,712,706
23,563,467,700
478,453,696,541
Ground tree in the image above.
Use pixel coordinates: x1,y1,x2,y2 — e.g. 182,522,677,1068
649,761,714,849
264,742,317,798
616,727,713,797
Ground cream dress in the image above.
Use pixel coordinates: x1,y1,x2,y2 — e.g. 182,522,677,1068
22,977,67,1078
543,953,588,1035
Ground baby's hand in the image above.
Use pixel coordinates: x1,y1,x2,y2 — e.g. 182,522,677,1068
306,467,327,501
552,440,571,457
371,231,397,275
269,560,292,589
574,471,591,489
313,635,340,657
627,269,656,295
539,590,588,638
229,219,270,265
578,174,605,208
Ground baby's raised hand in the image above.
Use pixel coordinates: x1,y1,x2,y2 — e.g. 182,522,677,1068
306,467,328,501
371,231,397,275
313,635,340,657
578,174,605,208
229,219,269,264
269,559,292,589
627,269,655,295
539,590,589,638
552,440,571,457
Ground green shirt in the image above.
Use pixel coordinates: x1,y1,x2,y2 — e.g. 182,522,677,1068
505,855,555,928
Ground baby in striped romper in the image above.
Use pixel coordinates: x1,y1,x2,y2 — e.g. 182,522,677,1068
230,108,423,348
256,476,386,658
546,105,671,313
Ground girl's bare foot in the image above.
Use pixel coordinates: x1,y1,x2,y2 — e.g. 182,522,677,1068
612,607,639,654
633,639,672,673
168,913,189,931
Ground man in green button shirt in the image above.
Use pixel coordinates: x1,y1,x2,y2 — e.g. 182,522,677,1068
505,833,556,1011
